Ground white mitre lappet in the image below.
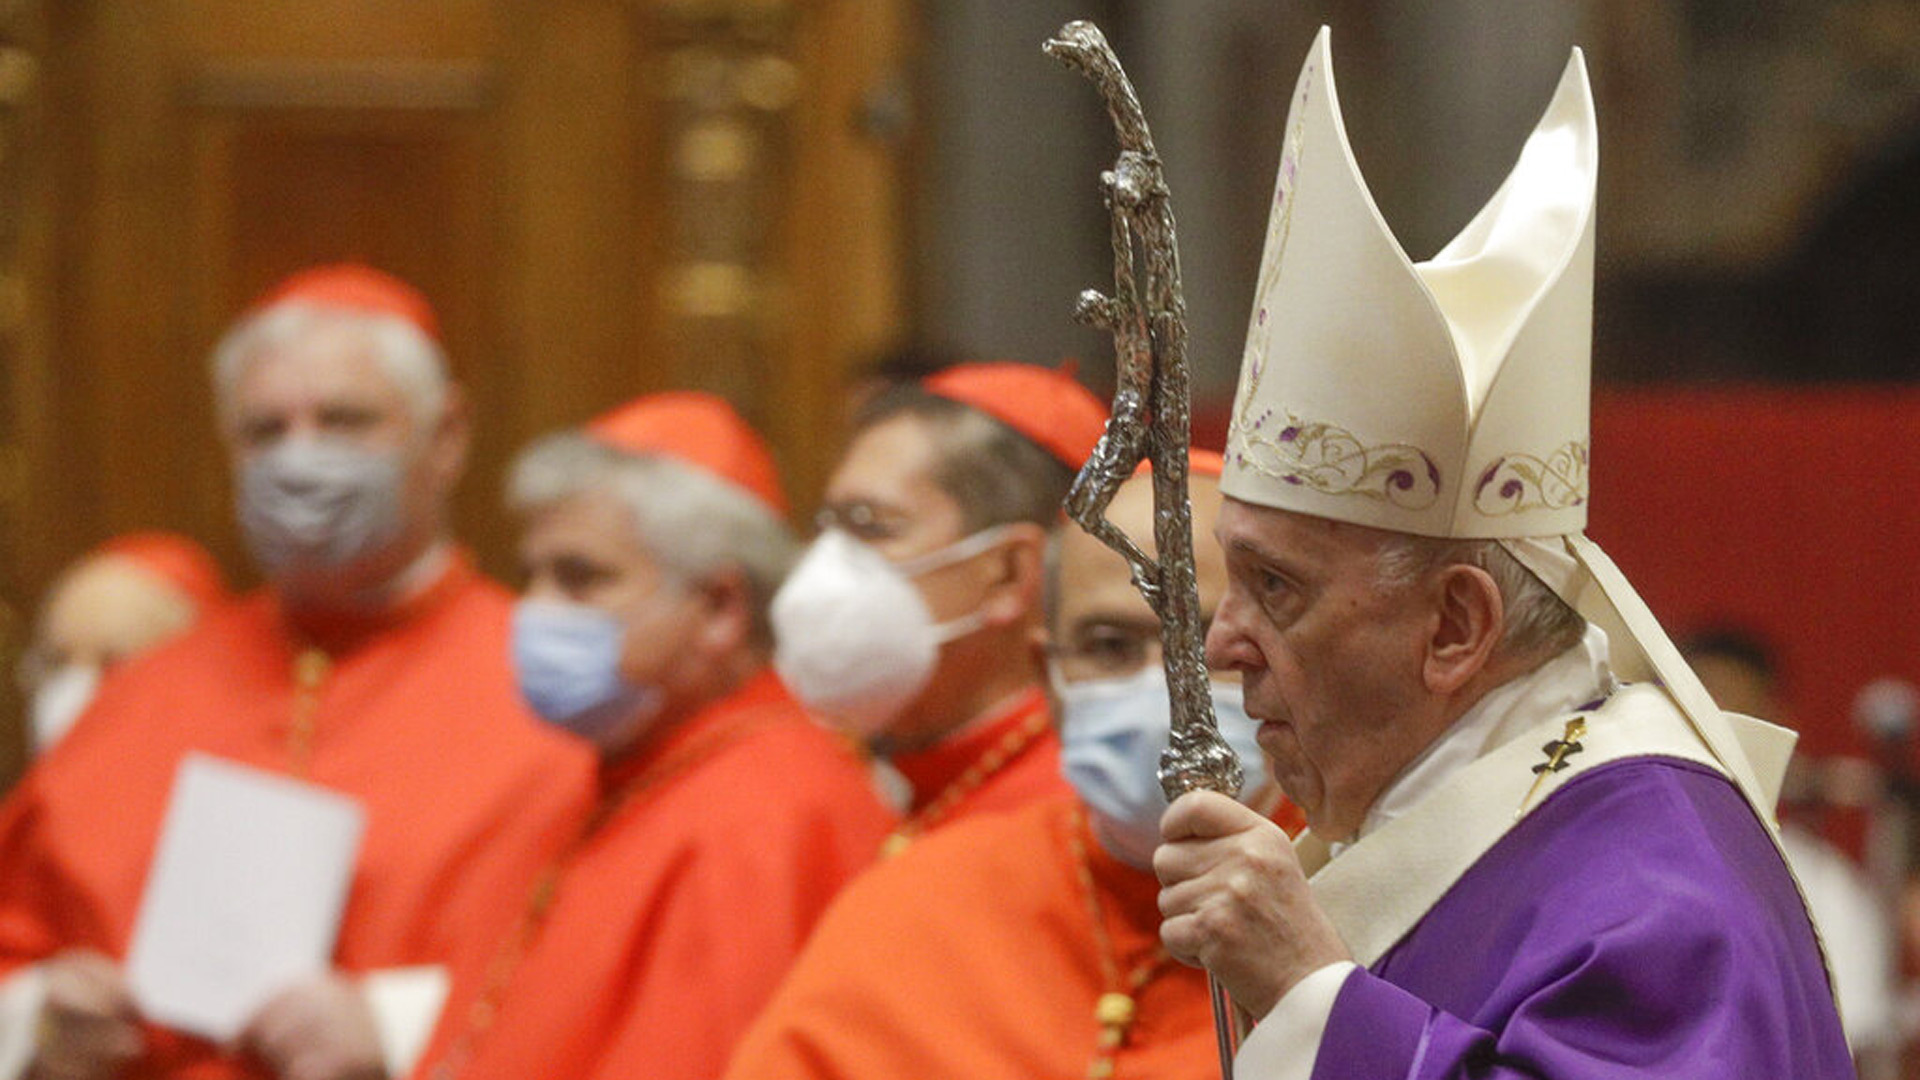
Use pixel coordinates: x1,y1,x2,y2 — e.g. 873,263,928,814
1221,27,1796,820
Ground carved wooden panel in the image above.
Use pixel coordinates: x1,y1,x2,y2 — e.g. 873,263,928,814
23,0,905,588
6,0,908,787
0,0,44,785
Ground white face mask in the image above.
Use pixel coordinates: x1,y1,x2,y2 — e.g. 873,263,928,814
237,438,407,576
1053,661,1267,869
771,525,1011,737
30,664,101,754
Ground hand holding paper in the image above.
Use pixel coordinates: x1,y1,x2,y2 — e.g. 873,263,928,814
32,949,142,1080
124,754,366,1045
241,974,387,1080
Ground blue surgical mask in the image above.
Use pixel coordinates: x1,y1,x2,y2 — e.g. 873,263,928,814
511,600,662,747
1053,662,1266,867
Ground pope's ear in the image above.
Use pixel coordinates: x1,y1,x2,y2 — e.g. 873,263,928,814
1424,563,1503,695
978,523,1047,627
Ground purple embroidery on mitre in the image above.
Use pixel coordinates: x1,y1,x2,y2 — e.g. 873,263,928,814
1230,409,1442,510
1473,442,1590,517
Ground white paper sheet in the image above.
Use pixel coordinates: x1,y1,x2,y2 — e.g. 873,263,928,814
125,753,366,1042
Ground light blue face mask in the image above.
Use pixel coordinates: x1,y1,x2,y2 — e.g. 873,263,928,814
511,600,663,747
1053,663,1266,867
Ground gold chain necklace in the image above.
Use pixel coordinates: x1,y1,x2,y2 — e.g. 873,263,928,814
425,709,780,1080
285,648,331,778
1068,804,1174,1080
879,708,1051,858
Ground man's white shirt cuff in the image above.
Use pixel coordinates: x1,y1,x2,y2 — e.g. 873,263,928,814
361,966,449,1079
0,965,48,1080
1234,961,1356,1080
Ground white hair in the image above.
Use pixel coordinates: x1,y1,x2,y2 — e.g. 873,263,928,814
508,433,799,646
1373,533,1586,661
209,302,450,432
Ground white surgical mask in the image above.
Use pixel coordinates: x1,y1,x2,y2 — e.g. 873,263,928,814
771,525,1012,737
237,438,406,575
30,664,101,754
1053,661,1266,868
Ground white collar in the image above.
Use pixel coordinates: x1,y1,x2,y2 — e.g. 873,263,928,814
1333,624,1616,857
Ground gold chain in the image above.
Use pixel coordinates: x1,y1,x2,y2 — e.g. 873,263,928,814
425,710,781,1080
286,648,331,779
1068,804,1173,1080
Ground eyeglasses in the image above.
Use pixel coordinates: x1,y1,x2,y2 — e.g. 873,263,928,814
814,501,914,545
1049,621,1164,683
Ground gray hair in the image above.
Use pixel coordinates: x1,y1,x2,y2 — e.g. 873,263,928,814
853,383,1074,531
1373,534,1586,661
507,433,799,648
210,303,450,432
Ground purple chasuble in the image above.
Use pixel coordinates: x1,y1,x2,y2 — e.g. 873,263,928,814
1313,758,1854,1079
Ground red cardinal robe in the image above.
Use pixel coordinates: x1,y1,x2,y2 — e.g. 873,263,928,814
0,552,596,1079
883,687,1068,849
725,791,1232,1080
415,669,896,1080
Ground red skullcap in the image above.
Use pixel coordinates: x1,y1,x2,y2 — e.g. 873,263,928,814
921,362,1110,470
586,392,789,518
250,264,441,343
92,532,230,611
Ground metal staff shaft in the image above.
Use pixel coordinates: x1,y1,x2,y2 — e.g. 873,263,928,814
1044,20,1245,1079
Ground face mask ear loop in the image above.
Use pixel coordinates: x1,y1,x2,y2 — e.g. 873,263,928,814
900,523,1027,647
893,522,1022,580
929,608,990,646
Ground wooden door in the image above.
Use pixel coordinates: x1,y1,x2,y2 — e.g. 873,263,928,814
0,0,912,782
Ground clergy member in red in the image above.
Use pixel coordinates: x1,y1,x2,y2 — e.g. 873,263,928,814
411,392,896,1080
0,266,595,1080
17,531,231,755
771,363,1109,854
729,455,1299,1080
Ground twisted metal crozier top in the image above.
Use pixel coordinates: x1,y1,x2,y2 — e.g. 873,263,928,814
1044,20,1241,802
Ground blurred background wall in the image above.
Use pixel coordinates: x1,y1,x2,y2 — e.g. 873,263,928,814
0,0,1916,783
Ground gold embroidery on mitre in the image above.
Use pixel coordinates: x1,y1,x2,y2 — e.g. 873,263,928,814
1472,441,1589,517
1228,388,1442,509
1226,54,1444,512
1249,66,1313,328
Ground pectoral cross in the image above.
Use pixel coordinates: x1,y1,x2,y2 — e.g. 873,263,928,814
1517,717,1587,818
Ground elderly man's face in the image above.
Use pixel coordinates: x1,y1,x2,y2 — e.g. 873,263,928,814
518,490,698,700
1204,498,1439,840
228,323,464,587
230,324,419,456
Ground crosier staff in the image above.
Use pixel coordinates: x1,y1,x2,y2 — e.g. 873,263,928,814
1044,20,1247,1079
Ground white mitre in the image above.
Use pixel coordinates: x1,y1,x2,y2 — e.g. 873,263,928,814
1222,27,1795,815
